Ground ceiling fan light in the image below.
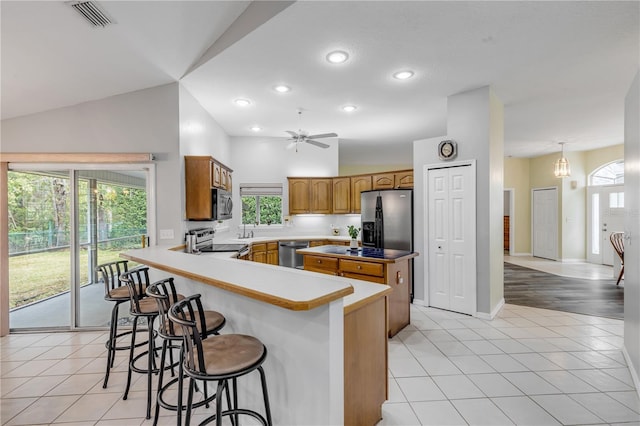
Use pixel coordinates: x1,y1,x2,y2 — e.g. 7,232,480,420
326,50,349,64
342,105,357,112
234,98,251,107
393,70,415,80
250,126,262,132
273,85,291,93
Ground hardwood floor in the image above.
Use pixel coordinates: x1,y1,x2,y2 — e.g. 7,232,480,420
504,262,624,319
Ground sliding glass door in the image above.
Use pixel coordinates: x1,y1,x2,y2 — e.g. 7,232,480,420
8,165,151,331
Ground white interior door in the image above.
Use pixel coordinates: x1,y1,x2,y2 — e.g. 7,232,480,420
587,185,624,265
428,165,476,315
532,188,558,260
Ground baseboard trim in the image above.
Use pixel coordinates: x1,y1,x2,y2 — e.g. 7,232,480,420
412,298,427,307
559,258,588,263
476,298,505,320
509,253,532,257
622,346,640,400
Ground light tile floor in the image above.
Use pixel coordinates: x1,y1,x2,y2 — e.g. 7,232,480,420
2,303,639,425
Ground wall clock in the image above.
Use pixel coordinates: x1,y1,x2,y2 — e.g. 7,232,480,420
438,140,457,160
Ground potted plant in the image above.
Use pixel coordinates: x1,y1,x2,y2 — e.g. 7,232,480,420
347,225,360,250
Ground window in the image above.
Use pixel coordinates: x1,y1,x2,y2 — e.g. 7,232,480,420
610,192,624,208
240,184,283,225
590,161,624,186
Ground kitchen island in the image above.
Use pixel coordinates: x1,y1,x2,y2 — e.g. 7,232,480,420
298,245,418,337
121,244,391,425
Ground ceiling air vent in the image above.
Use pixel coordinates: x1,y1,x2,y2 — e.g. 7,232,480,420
68,1,113,28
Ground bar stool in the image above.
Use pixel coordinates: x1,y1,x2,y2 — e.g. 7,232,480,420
169,295,272,426
97,260,145,389
146,278,226,426
120,266,184,419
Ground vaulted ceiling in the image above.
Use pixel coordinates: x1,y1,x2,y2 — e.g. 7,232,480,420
2,1,638,163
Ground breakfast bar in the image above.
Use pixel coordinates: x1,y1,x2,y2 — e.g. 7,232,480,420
121,244,392,425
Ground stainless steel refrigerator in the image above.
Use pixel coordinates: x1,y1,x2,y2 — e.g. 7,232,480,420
361,189,413,251
361,188,414,300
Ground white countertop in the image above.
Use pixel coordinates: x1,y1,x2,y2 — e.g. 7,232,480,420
121,244,389,312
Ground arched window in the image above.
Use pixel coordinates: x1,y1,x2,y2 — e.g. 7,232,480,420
589,160,624,186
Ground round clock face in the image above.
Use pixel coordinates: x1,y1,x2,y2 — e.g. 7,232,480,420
438,140,457,160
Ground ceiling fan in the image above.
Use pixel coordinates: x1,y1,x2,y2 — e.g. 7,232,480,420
285,110,337,151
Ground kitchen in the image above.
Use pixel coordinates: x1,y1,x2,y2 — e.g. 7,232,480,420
1,1,639,425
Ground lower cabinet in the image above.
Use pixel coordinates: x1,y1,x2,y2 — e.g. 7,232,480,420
249,242,278,265
302,254,410,337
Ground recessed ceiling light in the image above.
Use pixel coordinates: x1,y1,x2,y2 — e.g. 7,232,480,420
234,98,251,107
342,105,357,112
250,126,262,132
393,70,415,80
273,85,291,93
326,50,349,64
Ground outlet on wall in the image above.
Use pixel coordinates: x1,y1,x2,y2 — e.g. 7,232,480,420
159,229,174,240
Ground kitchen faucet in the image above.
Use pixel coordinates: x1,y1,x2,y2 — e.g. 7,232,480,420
238,223,254,239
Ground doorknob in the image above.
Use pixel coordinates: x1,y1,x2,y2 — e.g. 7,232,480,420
438,245,442,249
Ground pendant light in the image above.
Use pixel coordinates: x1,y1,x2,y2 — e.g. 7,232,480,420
554,142,571,178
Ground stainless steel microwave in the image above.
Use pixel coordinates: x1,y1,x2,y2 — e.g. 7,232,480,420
212,188,233,220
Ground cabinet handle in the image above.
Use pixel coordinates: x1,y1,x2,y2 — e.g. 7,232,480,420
317,260,321,263
357,265,362,269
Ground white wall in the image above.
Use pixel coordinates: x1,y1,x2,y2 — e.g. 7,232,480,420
178,85,233,236
0,83,183,245
413,86,504,315
227,136,360,238
624,71,640,394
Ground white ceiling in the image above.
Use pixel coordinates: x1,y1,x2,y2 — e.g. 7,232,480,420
2,1,638,161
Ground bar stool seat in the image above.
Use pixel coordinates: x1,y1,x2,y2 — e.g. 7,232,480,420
198,334,264,375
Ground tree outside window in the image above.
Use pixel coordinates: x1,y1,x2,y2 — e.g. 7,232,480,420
240,184,283,225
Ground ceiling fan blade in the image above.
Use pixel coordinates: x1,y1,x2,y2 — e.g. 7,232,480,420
285,130,299,137
306,132,337,139
305,139,330,148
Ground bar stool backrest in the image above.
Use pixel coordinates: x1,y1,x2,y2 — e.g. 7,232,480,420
119,266,151,315
610,232,624,262
169,295,208,375
146,278,181,337
96,260,129,299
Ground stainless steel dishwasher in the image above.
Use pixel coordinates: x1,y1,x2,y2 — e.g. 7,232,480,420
278,241,309,269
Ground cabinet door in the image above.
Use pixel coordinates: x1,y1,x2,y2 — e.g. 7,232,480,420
310,178,332,213
226,172,232,193
267,250,279,265
253,251,267,263
332,177,351,214
372,173,395,190
212,162,222,188
394,171,413,188
288,178,310,214
350,175,372,213
185,157,213,220
221,168,228,190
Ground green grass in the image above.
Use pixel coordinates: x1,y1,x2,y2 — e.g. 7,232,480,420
9,249,125,309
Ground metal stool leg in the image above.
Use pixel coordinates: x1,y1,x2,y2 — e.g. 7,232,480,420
123,316,139,400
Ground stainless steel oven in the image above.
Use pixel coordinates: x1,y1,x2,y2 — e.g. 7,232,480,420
212,188,233,220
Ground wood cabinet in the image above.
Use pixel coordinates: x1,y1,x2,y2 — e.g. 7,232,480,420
185,156,233,220
332,177,351,214
372,170,413,190
301,251,413,337
248,242,278,265
288,170,410,216
288,178,332,214
350,175,372,213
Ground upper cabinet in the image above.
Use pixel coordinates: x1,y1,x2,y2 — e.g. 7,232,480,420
350,175,372,214
332,177,351,214
288,169,411,215
288,178,332,214
185,156,233,220
372,170,413,190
